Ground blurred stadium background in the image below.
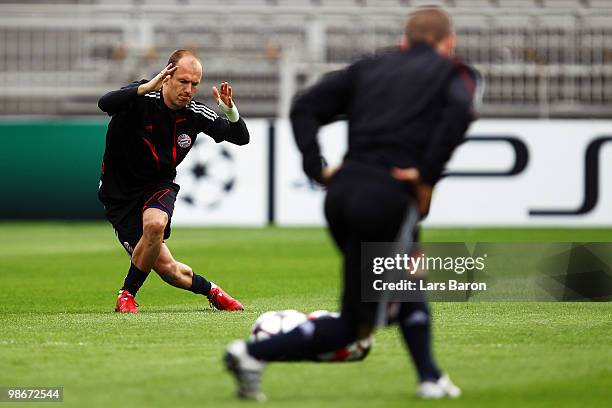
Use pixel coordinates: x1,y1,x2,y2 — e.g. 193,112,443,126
1,0,611,225
0,0,611,118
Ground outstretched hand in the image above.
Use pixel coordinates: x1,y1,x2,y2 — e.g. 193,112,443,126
138,63,177,95
391,167,433,217
212,82,234,108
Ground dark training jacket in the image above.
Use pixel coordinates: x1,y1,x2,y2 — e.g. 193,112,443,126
97,80,249,200
290,42,480,186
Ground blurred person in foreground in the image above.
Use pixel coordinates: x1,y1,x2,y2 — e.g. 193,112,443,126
224,6,480,400
98,49,249,313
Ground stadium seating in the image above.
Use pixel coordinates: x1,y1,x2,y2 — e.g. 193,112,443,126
0,0,610,117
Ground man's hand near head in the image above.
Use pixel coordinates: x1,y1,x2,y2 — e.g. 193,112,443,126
137,63,177,95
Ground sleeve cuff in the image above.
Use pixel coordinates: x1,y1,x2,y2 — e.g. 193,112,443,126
218,100,240,122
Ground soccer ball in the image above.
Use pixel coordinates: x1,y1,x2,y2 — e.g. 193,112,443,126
249,310,308,342
248,309,373,363
307,310,374,362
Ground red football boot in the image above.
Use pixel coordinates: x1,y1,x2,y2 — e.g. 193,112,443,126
208,285,244,311
115,290,139,313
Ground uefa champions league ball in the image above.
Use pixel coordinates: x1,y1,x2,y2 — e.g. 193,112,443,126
248,309,373,362
249,310,308,342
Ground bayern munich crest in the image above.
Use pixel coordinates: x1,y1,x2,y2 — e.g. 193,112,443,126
177,134,192,148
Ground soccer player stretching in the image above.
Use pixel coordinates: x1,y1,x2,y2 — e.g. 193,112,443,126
225,7,480,400
98,50,247,313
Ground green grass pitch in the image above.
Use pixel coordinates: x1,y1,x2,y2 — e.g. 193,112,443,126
1,223,611,407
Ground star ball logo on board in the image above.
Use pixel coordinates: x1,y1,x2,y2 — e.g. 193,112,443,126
177,134,192,148
175,136,237,210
